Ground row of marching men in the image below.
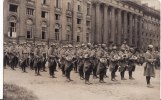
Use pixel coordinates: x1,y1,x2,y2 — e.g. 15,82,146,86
3,41,160,86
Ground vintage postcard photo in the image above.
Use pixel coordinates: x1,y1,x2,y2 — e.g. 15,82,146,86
3,0,160,100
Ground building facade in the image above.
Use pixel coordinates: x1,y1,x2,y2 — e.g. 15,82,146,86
3,0,160,49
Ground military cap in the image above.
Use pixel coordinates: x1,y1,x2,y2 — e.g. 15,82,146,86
81,44,85,47
75,45,79,48
68,44,73,48
87,43,91,46
112,46,117,50
148,45,153,49
102,44,106,47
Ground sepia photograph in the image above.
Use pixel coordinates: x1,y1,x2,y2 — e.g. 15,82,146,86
3,0,160,100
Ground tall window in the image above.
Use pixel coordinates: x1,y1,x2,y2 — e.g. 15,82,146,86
77,19,81,24
41,22,47,39
56,0,61,8
87,4,90,15
55,24,60,41
9,4,18,12
41,11,48,18
67,2,71,10
8,16,17,38
26,19,33,39
55,14,60,20
86,33,89,42
42,0,46,4
66,25,71,41
86,21,90,26
78,5,81,12
26,8,34,15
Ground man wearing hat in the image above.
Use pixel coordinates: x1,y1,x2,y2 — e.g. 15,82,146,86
34,44,42,76
4,42,8,69
48,43,58,78
144,45,156,88
77,44,85,80
127,48,137,80
40,43,47,72
10,42,18,70
64,44,75,81
110,45,120,81
29,43,35,70
83,43,93,84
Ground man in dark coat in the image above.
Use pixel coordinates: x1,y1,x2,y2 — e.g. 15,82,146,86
144,45,156,88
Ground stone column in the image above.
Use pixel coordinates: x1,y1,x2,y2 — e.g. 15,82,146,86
110,7,115,44
124,11,127,40
138,17,142,49
118,9,122,45
134,15,138,47
103,4,109,44
96,3,100,43
129,13,133,46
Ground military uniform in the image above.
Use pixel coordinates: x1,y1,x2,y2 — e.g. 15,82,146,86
110,46,120,81
20,44,29,72
41,45,47,71
144,45,156,87
77,47,84,79
10,43,18,70
83,46,93,84
34,44,42,75
127,49,137,80
64,45,75,81
4,43,9,68
48,44,58,78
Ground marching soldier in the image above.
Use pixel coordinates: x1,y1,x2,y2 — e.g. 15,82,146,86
119,48,129,80
10,42,18,70
34,44,42,76
20,42,29,72
48,43,58,78
110,46,120,81
4,42,8,69
59,45,67,76
127,48,137,80
64,44,75,81
97,45,108,83
83,43,93,84
29,43,35,70
144,45,156,88
73,45,79,73
77,44,85,80
41,43,47,72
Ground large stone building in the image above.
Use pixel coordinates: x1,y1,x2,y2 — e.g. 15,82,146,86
3,0,160,49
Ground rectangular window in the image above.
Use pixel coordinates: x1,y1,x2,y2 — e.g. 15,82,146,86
77,19,81,24
55,29,59,41
87,4,90,15
86,33,89,42
78,5,81,12
56,0,59,8
77,36,80,42
86,21,90,26
8,22,16,37
41,11,48,18
67,2,71,10
26,8,34,15
66,34,70,41
42,27,46,39
42,0,46,5
55,14,60,20
9,4,18,12
27,31,32,39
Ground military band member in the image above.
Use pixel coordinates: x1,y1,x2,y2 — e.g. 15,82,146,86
119,49,129,80
48,43,58,78
4,42,8,69
110,46,120,81
83,43,93,84
59,45,67,76
144,45,156,88
10,42,18,70
29,43,35,70
41,43,47,72
77,44,85,80
97,46,107,83
20,42,29,72
34,44,42,76
127,48,137,80
64,44,75,81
